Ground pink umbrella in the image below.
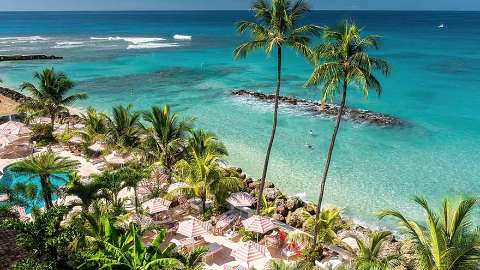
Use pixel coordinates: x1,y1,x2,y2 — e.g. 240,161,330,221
0,194,9,202
142,197,172,215
0,121,31,136
177,218,211,238
242,215,275,234
226,192,255,207
231,241,266,268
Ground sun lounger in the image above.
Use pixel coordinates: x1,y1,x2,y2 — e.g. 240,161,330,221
214,211,239,235
203,242,223,264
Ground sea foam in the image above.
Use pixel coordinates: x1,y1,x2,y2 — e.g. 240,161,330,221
173,34,192,40
90,36,166,44
0,36,48,43
126,43,180,49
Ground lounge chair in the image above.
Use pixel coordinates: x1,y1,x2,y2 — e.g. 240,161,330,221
202,242,223,264
213,210,239,235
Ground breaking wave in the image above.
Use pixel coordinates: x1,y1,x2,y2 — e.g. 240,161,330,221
127,43,180,49
173,34,192,40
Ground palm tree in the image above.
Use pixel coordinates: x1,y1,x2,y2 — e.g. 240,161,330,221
143,105,192,174
86,222,182,270
91,170,128,215
65,174,102,212
19,68,87,129
379,197,480,270
174,246,208,270
173,152,242,213
303,208,341,245
9,151,79,208
116,165,148,213
234,0,321,215
188,129,227,157
305,21,391,247
107,104,143,149
348,231,400,270
265,259,310,270
79,106,109,144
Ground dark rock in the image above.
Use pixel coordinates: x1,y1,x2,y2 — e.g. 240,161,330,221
272,213,285,222
304,202,317,215
264,187,282,201
286,208,306,228
0,54,63,62
286,196,305,211
231,89,406,127
274,198,288,216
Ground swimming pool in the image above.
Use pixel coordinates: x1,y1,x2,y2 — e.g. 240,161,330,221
0,166,70,213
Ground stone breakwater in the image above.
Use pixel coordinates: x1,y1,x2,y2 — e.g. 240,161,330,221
0,54,62,62
232,89,406,127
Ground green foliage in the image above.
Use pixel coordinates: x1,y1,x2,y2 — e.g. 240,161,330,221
142,104,193,169
80,106,109,143
303,208,341,245
107,104,143,149
379,197,480,270
1,206,84,269
12,258,55,270
90,169,129,215
9,150,80,208
85,222,182,269
31,123,56,146
233,0,321,59
64,173,102,211
238,226,256,242
174,151,242,213
351,231,400,270
19,67,87,129
174,246,208,270
188,128,227,157
260,194,276,217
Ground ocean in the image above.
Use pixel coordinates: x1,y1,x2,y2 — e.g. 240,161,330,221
1,11,479,227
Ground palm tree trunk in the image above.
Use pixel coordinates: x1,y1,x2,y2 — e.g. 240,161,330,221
256,46,282,215
40,175,53,208
134,186,139,214
312,80,347,247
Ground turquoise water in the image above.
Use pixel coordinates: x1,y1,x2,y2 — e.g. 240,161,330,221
1,11,480,226
0,166,69,212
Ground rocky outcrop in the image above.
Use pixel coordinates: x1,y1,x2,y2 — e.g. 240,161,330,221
231,89,406,127
286,208,306,228
0,87,29,103
0,54,62,62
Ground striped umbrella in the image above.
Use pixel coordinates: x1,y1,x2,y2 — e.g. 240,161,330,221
0,121,31,136
177,218,210,238
142,197,171,215
231,241,266,268
226,192,255,207
242,215,275,234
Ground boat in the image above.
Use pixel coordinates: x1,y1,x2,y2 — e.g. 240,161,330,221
438,23,445,29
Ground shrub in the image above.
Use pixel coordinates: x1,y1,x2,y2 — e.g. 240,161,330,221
31,123,56,146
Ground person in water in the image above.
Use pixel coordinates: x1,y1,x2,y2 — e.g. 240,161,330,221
309,129,313,135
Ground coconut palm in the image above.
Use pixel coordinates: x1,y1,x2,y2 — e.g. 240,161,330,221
19,68,87,129
173,152,242,213
79,106,109,144
86,222,181,270
9,151,80,209
107,104,143,149
303,208,341,245
116,165,149,214
91,169,129,215
347,231,400,270
378,197,480,270
65,174,102,212
305,20,391,247
143,105,192,173
174,246,208,270
187,129,227,157
234,0,321,215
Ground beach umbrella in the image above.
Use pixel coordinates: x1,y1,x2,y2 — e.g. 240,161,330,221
177,218,210,238
226,192,255,207
0,134,19,148
167,182,188,193
68,136,83,144
73,123,85,129
88,142,106,152
231,241,266,268
0,121,31,136
142,197,172,215
242,215,275,234
105,151,127,166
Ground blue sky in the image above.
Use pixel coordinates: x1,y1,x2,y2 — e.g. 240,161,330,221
0,0,478,11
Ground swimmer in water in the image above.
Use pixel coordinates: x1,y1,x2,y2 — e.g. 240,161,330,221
309,129,314,136
305,144,313,149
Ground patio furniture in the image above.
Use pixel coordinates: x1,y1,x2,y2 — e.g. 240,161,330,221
203,242,223,264
178,236,206,249
214,210,240,235
224,228,240,241
142,197,172,215
226,192,255,208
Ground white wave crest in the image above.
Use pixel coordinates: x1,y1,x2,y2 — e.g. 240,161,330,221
173,34,192,40
127,43,180,50
56,41,84,45
0,36,48,43
90,36,166,44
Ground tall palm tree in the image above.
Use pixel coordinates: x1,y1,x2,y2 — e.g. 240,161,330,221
303,208,341,245
187,129,227,157
19,68,87,129
65,174,102,212
379,197,480,270
143,105,192,174
9,151,79,209
173,152,242,213
305,21,391,247
91,169,128,215
234,0,321,215
107,104,143,149
349,231,400,270
79,106,109,144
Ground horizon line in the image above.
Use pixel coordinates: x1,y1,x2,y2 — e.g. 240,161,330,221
0,9,478,12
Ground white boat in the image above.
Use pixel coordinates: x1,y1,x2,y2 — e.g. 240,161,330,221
438,23,445,28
